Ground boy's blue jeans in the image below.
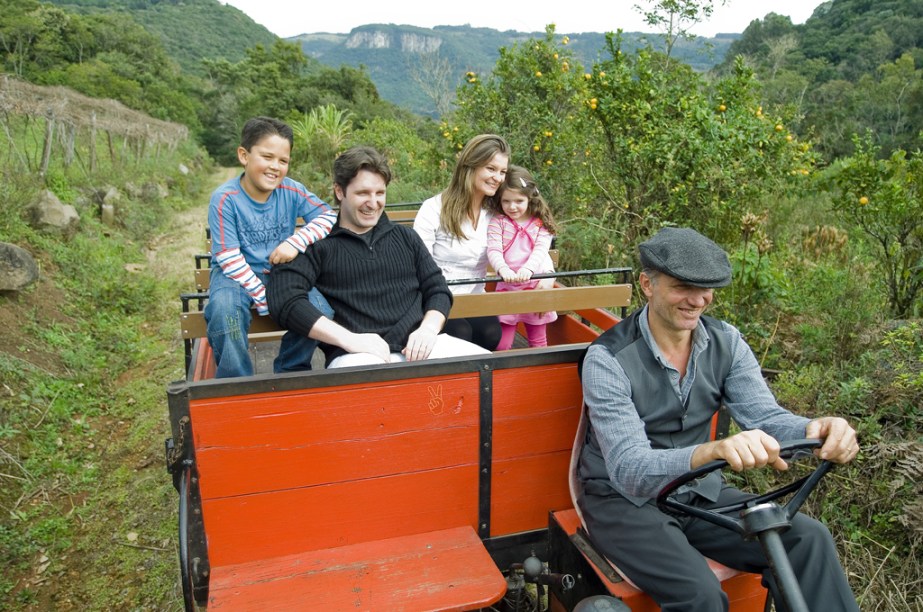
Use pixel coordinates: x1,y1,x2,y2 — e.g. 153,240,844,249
204,267,332,378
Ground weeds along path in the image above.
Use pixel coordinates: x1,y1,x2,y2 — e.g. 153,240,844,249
5,167,236,612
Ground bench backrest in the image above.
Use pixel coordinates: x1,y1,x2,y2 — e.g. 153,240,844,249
180,283,631,340
174,349,590,568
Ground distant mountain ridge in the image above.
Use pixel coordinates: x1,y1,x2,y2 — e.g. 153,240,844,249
289,24,738,116
43,0,737,117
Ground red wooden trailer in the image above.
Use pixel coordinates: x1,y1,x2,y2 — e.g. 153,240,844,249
165,269,770,611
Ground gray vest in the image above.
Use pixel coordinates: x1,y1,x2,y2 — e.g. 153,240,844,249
578,309,733,506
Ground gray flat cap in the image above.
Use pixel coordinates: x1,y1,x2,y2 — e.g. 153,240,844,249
639,227,732,288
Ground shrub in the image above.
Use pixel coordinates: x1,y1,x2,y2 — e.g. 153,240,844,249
823,135,923,318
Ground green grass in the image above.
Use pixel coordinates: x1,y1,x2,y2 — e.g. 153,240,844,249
0,133,207,610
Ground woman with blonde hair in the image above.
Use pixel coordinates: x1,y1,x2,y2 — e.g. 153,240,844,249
414,134,511,350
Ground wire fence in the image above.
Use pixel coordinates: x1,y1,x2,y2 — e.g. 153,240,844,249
0,74,189,176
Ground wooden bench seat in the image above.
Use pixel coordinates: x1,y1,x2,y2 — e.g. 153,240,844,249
207,526,505,611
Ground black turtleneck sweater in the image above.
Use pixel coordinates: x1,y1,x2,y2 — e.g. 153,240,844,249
267,213,453,365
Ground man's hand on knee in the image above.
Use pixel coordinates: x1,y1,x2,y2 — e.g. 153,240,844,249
343,332,391,362
403,327,437,362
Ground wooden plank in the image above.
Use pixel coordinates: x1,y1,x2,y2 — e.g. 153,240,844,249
453,284,629,318
190,375,482,499
385,209,419,222
491,364,582,460
492,452,573,536
201,467,480,567
179,284,633,340
207,526,506,611
486,365,582,535
194,267,209,291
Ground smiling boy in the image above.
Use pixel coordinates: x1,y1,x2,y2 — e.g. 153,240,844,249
205,116,337,378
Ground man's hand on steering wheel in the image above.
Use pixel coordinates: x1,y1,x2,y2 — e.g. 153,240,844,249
806,416,859,464
691,429,789,473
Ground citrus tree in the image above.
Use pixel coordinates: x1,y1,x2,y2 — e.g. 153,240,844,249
586,37,817,245
826,134,923,318
451,25,597,213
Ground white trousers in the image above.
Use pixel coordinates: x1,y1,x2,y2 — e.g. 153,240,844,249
328,333,490,368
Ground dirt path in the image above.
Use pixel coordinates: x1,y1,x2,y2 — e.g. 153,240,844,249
144,167,236,282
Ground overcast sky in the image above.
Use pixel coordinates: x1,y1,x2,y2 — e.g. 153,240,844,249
222,0,827,39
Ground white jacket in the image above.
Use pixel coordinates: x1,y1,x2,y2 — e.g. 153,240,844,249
414,194,492,295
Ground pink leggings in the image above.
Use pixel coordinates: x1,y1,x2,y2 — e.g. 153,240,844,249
498,323,548,350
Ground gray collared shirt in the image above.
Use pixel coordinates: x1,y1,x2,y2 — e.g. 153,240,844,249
582,305,809,501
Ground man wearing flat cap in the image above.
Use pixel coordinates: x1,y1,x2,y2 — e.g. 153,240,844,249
576,227,859,611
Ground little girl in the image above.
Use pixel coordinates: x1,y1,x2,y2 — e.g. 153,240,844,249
486,166,560,350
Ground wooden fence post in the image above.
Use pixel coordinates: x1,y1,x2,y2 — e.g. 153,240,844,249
39,113,55,177
107,130,116,165
62,122,76,167
89,113,97,173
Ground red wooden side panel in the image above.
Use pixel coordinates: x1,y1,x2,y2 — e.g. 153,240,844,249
190,375,481,499
189,374,484,567
491,364,583,536
203,467,480,567
208,526,507,612
546,309,619,345
492,452,572,535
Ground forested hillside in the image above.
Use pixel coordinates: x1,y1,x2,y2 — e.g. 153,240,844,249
44,0,278,73
2,0,418,164
718,0,923,158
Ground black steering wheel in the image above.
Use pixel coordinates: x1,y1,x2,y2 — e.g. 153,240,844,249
656,439,834,536
655,439,835,612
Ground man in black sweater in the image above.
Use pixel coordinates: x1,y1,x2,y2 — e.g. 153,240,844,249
267,146,489,368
